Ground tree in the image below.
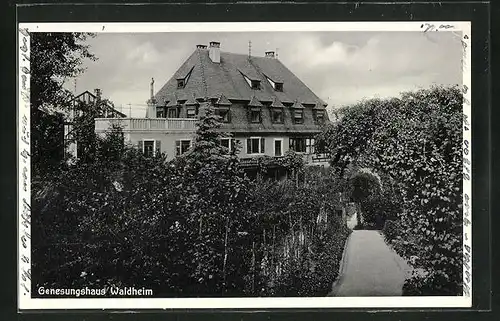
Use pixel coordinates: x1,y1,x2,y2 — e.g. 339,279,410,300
31,32,96,176
320,85,464,295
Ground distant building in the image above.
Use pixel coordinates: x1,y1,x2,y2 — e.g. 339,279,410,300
95,42,330,168
66,89,126,159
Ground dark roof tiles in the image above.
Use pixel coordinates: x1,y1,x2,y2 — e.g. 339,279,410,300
154,50,327,108
216,93,231,106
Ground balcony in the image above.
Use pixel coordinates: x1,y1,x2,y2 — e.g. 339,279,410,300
95,118,198,133
239,153,330,168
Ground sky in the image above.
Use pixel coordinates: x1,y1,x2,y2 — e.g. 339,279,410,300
71,31,463,117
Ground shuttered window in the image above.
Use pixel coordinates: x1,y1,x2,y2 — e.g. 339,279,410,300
246,137,265,154
314,110,325,123
186,108,197,118
293,109,304,124
155,140,161,155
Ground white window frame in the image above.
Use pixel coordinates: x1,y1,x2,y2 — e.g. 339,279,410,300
273,138,284,157
306,138,315,154
220,137,233,153
143,139,156,157
247,136,265,155
176,139,192,156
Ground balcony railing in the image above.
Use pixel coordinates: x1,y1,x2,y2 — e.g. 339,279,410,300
95,118,198,132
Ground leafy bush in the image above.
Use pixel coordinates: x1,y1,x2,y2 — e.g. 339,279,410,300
32,105,351,298
382,220,400,243
319,85,464,295
245,167,350,297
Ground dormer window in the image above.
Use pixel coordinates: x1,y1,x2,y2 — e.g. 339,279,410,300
215,107,231,123
265,76,283,92
250,108,262,123
271,108,284,123
167,107,179,118
177,79,185,89
293,109,304,124
186,108,197,118
251,80,261,90
156,106,165,118
314,110,325,123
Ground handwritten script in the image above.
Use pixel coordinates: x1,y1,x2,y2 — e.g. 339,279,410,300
19,27,31,298
461,29,472,297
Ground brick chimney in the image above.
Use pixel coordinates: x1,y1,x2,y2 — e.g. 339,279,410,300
196,44,207,49
209,41,220,63
265,51,275,58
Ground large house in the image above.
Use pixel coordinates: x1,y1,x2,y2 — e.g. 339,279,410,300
95,41,329,167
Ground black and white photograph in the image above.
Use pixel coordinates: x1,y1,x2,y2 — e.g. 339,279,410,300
18,21,472,309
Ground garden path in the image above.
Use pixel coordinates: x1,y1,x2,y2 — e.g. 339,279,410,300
329,230,411,296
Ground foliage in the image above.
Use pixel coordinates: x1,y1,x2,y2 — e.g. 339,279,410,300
245,168,350,296
320,85,464,295
32,97,352,297
31,32,96,177
382,220,400,243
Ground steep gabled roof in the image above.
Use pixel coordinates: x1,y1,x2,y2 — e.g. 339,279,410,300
165,94,178,107
71,90,126,118
185,94,199,106
248,95,263,107
270,97,285,108
291,100,304,109
215,93,231,106
154,48,327,108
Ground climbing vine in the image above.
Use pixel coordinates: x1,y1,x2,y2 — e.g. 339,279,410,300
319,85,464,295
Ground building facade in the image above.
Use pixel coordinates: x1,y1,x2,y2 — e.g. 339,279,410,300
95,42,329,165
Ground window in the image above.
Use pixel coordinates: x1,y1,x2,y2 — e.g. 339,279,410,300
220,138,236,153
143,140,155,157
177,79,185,89
175,139,191,156
271,108,284,123
167,107,178,118
314,110,325,123
246,137,265,154
275,82,283,92
156,107,165,118
186,108,197,118
250,108,261,123
221,138,231,150
306,138,315,154
215,108,231,123
289,137,306,153
251,80,261,90
293,109,304,124
274,139,283,156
